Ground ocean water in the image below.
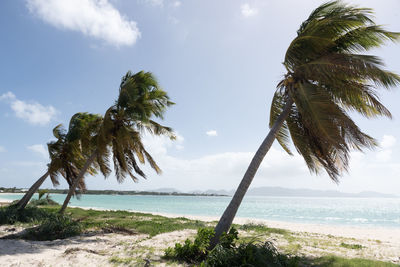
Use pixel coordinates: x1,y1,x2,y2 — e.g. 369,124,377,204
1,193,399,228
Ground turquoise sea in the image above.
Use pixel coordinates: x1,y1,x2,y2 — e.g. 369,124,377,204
1,193,399,228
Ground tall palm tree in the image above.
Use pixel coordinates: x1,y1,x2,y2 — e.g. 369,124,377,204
210,1,400,247
16,113,101,210
59,71,175,213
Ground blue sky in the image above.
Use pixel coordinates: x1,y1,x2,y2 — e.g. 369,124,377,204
0,0,399,194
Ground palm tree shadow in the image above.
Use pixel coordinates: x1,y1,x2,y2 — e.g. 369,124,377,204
0,230,127,256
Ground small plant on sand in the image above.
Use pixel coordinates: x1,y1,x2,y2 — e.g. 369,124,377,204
340,242,364,250
29,198,59,207
29,191,59,206
164,227,216,263
205,241,298,267
0,205,53,225
238,223,289,235
22,214,82,241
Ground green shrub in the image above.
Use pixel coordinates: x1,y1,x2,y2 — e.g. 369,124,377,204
205,241,298,267
239,223,289,235
22,214,82,241
164,226,298,266
219,227,239,249
29,198,59,207
164,227,240,264
165,227,215,263
0,205,53,225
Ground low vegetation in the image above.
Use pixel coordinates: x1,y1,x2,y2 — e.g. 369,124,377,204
238,223,289,235
22,214,82,241
340,242,364,250
165,227,215,263
1,205,207,238
61,207,206,237
165,227,299,266
28,198,59,207
310,256,397,267
0,205,53,225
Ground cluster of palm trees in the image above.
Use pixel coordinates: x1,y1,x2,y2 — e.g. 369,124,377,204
16,71,175,214
14,1,400,248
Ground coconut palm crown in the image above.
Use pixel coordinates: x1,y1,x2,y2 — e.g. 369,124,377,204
16,112,102,210
211,1,400,248
98,71,176,182
48,112,103,193
271,1,400,181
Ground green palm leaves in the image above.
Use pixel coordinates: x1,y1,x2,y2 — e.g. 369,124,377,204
47,113,102,194
117,71,175,122
271,0,400,181
99,71,175,183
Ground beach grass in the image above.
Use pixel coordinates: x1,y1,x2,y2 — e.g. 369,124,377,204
42,206,208,237
310,256,398,267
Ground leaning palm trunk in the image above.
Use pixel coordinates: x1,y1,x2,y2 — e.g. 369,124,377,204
210,98,293,248
59,151,97,214
17,171,50,210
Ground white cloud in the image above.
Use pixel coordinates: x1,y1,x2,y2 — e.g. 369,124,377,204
0,92,16,101
381,135,396,148
27,144,48,159
241,3,258,17
129,133,310,191
0,91,57,126
206,130,218,137
26,0,140,47
143,131,184,155
376,135,396,162
0,146,6,152
172,1,181,8
376,150,392,162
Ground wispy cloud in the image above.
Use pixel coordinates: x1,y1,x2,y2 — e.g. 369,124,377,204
172,1,181,8
0,146,6,152
27,144,48,159
145,0,164,7
26,0,140,47
0,92,15,101
0,91,57,126
206,130,218,137
377,135,397,162
380,135,396,148
241,3,258,17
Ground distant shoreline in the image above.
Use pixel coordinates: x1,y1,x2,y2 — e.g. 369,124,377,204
0,190,228,197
